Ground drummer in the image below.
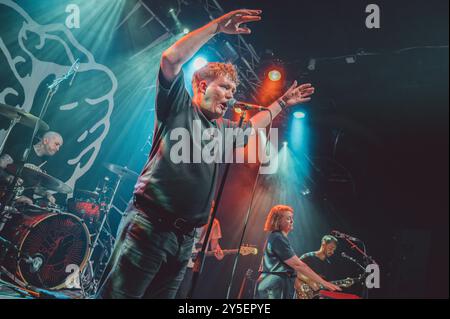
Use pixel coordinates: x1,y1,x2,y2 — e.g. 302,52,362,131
0,131,63,205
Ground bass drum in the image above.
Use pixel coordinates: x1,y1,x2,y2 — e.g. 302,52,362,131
0,211,90,290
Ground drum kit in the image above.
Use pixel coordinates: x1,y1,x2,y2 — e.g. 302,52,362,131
0,102,138,298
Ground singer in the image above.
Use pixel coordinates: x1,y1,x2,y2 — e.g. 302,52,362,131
255,206,340,299
98,9,315,299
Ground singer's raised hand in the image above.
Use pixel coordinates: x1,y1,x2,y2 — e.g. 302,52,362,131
279,81,315,107
213,9,262,34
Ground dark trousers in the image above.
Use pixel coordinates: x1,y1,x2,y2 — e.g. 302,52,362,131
96,206,194,299
255,274,296,299
175,267,194,299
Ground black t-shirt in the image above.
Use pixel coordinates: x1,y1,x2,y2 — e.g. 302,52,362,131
2,143,48,168
260,231,296,276
300,252,333,280
134,69,252,226
1,144,49,196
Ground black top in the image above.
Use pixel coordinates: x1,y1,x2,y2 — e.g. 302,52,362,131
260,231,296,277
300,252,333,280
3,144,48,168
134,69,252,226
0,144,49,199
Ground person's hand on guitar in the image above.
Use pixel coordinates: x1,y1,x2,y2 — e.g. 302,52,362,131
310,282,321,291
214,246,224,261
322,281,342,292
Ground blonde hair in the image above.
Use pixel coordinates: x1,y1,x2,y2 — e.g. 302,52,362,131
264,205,294,232
192,62,239,92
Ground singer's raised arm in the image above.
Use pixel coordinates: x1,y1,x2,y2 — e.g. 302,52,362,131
249,81,315,129
160,10,262,83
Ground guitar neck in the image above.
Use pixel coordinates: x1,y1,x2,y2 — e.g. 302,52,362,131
318,278,355,290
204,249,239,257
333,279,352,286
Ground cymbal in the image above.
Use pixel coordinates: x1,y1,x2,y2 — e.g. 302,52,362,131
104,163,139,180
6,164,72,194
0,103,49,131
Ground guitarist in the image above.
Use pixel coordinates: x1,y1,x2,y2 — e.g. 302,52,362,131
295,235,338,297
176,216,224,298
255,205,340,299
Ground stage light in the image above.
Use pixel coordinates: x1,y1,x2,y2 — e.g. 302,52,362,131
283,141,288,147
193,57,207,70
293,111,306,119
301,188,311,196
268,70,281,81
183,28,189,34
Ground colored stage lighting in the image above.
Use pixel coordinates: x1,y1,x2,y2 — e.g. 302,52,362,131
268,69,282,81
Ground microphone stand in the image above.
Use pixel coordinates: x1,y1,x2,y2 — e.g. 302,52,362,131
342,237,378,299
342,253,366,272
187,109,249,299
225,108,274,299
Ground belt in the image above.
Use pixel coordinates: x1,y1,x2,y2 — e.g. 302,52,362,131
133,197,197,234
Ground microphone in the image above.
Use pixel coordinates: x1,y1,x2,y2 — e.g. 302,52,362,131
331,230,361,242
227,98,267,111
47,58,80,89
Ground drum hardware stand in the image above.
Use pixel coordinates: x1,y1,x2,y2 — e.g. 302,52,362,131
0,278,35,299
79,174,123,298
0,206,16,232
0,116,21,155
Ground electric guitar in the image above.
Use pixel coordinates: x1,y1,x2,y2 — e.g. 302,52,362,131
191,245,258,260
295,274,364,299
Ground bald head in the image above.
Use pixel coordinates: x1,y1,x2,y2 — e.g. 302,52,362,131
42,131,63,141
37,131,63,156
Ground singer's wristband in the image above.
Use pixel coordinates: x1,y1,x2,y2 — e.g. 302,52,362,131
277,99,287,109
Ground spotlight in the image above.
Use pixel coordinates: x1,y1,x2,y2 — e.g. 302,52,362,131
183,28,189,34
293,111,306,119
301,188,311,196
193,57,207,70
283,141,288,147
268,70,281,81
